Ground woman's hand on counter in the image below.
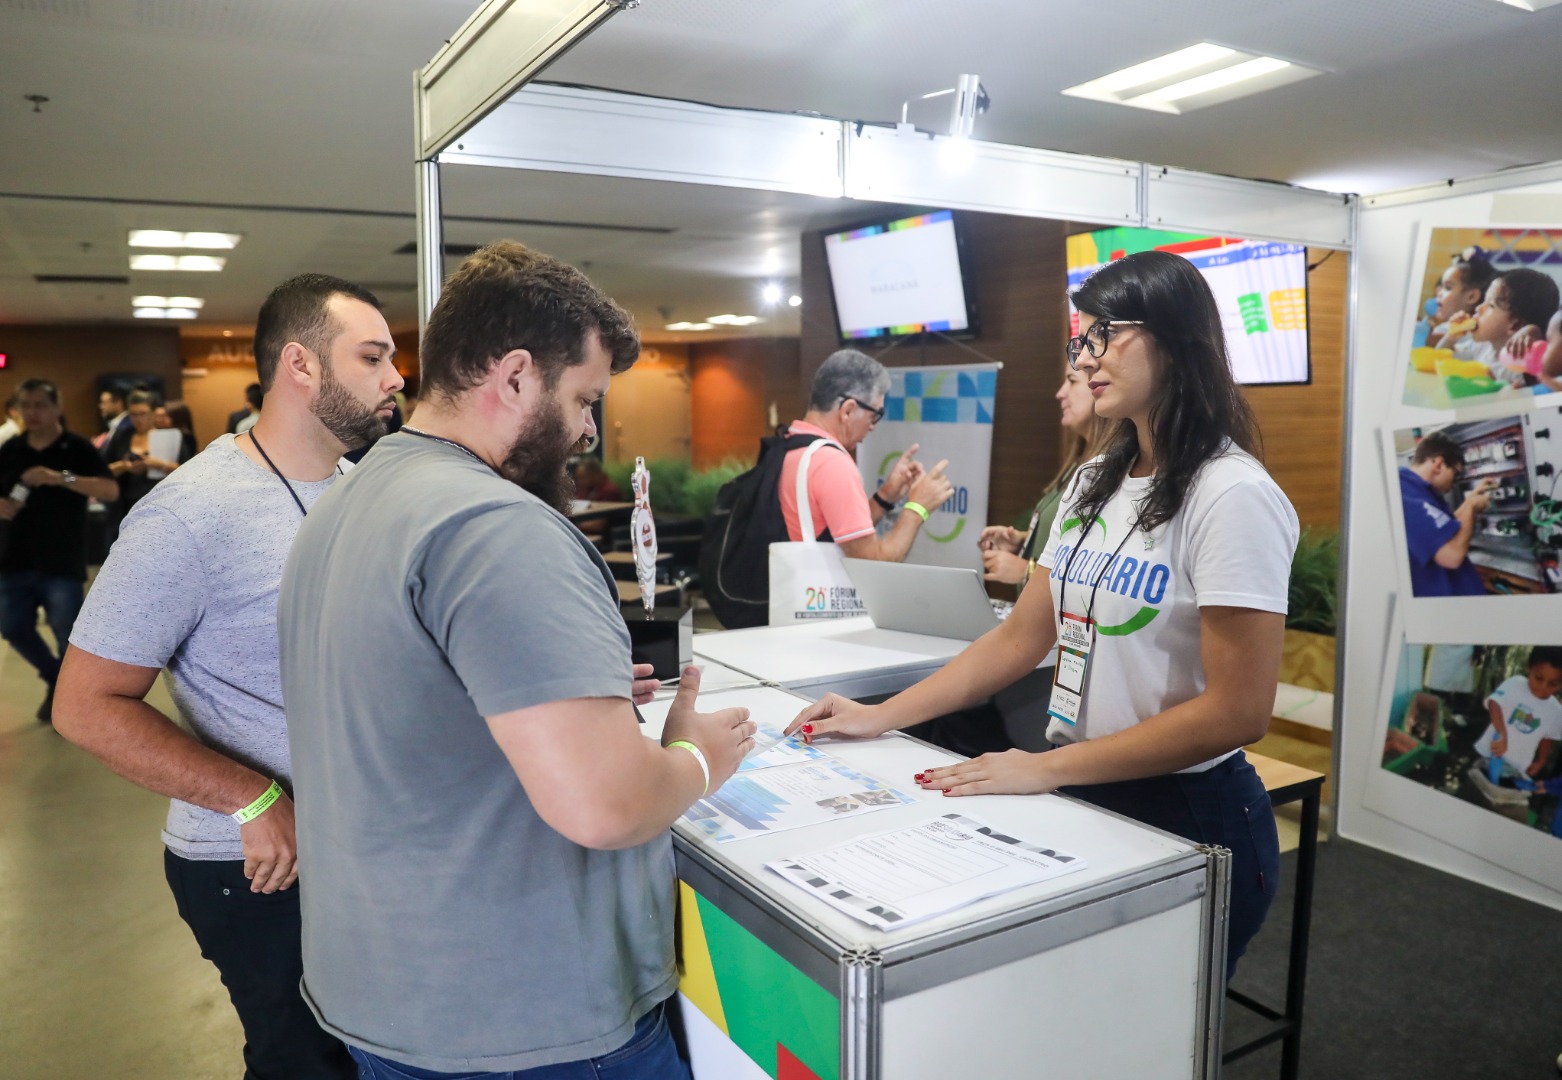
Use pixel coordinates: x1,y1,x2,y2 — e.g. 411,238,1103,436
914,749,1060,797
786,694,898,743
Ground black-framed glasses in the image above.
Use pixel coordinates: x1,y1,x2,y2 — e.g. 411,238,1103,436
842,396,886,425
1066,318,1146,369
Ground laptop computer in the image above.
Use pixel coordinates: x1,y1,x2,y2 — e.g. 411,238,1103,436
843,558,1007,641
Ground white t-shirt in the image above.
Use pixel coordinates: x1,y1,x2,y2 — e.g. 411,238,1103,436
1475,674,1562,772
1037,448,1299,771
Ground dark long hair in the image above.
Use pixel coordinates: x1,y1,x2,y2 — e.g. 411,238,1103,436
1070,249,1260,532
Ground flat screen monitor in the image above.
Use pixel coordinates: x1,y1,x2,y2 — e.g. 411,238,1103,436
1066,227,1311,386
823,210,977,343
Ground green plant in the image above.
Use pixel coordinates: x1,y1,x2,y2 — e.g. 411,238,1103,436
601,457,700,514
681,458,751,520
1286,527,1339,635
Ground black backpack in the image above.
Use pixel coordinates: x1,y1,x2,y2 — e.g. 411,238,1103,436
698,430,832,629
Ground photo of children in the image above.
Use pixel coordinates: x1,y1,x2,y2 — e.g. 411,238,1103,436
1393,411,1562,596
1383,643,1562,839
1403,228,1562,411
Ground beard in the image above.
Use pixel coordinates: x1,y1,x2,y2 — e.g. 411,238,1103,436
312,361,391,451
497,393,589,513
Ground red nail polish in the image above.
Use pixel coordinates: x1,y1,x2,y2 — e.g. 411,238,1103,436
914,773,926,781
801,724,813,733
942,788,951,794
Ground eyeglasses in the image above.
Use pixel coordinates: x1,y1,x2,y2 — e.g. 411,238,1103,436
1066,319,1146,369
842,396,886,425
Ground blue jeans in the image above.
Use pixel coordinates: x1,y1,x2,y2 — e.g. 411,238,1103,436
1062,750,1280,980
0,571,84,683
347,1002,689,1080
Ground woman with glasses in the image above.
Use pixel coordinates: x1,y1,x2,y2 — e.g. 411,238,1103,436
787,251,1299,976
978,368,1114,593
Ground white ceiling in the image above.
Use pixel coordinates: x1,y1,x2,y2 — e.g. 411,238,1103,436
2,0,1561,333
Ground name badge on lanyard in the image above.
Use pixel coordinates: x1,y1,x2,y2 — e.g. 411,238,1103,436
1048,611,1093,726
1048,509,1140,728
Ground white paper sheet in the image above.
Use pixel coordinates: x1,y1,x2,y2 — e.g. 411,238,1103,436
145,428,184,479
736,722,828,772
680,759,914,843
767,812,1088,930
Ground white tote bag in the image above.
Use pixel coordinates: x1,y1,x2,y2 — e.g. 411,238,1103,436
767,438,865,625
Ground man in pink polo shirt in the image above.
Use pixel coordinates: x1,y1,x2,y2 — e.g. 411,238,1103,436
780,349,953,560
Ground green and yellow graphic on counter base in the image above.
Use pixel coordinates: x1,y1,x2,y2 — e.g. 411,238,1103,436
678,881,838,1080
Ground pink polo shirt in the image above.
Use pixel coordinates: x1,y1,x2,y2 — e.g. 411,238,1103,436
778,421,876,543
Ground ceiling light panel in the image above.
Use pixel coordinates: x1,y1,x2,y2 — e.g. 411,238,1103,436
1063,44,1322,114
132,295,204,308
1494,0,1562,10
128,230,242,249
129,254,226,271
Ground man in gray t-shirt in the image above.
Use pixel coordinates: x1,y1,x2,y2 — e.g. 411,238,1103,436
56,274,406,1080
278,240,755,1077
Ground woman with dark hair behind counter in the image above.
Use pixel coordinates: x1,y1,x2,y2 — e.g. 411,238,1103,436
788,249,1300,975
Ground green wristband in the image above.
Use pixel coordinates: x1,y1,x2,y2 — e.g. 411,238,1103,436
231,779,283,824
667,740,710,795
904,501,930,522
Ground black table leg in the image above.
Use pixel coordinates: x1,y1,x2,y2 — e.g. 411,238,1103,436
1281,789,1320,1080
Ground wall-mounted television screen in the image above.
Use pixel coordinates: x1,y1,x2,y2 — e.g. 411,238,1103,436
1066,228,1311,386
823,210,977,343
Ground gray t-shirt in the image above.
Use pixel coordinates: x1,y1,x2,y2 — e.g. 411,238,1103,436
69,434,344,860
278,432,675,1073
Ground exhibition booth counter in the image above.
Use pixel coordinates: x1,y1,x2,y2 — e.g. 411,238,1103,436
639,685,1227,1080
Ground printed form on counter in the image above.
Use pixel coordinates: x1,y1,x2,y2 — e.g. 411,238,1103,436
680,759,914,843
767,812,1088,930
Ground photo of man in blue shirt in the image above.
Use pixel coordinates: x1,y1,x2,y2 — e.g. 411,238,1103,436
1399,431,1493,597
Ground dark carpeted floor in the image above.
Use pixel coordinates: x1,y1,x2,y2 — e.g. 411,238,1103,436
1223,838,1562,1080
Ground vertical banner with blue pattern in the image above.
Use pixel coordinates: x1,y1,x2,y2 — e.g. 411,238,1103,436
856,363,998,572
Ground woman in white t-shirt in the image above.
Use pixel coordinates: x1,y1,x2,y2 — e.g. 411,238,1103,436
787,250,1300,975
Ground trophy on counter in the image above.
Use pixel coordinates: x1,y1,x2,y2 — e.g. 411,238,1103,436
622,455,692,682
631,456,658,617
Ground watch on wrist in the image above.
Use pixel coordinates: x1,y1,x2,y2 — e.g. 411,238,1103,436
60,470,76,486
872,491,895,512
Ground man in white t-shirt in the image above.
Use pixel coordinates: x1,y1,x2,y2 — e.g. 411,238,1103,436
1474,647,1562,781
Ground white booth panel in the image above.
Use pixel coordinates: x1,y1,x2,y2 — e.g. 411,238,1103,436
844,126,1141,227
418,0,628,160
440,84,846,197
1147,167,1355,249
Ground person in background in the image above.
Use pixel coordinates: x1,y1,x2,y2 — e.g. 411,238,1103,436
93,386,130,451
979,367,1114,591
103,390,192,522
0,378,118,721
781,349,953,561
227,382,263,435
788,250,1300,978
1399,430,1493,598
0,393,22,447
53,273,407,1080
159,399,200,459
278,240,754,1077
573,456,622,502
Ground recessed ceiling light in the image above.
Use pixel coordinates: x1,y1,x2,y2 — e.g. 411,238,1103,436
162,308,198,319
128,230,242,249
788,295,803,308
130,254,226,271
665,322,715,331
707,314,763,326
132,307,197,320
132,295,204,308
1063,43,1322,114
761,283,782,305
133,308,165,319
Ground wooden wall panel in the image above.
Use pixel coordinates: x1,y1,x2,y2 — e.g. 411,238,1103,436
800,211,1070,532
0,325,181,439
689,338,800,467
1242,248,1348,530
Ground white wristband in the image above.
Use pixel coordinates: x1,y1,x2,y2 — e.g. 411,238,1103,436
666,740,710,796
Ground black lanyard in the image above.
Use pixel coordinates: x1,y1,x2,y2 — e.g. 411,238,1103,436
248,431,337,517
1057,511,1141,626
